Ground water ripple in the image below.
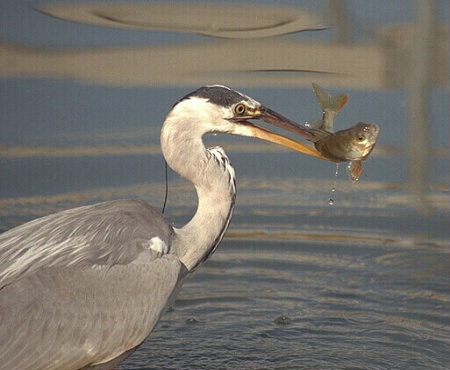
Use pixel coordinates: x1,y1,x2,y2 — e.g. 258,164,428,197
122,238,449,369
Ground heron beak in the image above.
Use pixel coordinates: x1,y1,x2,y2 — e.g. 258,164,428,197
259,107,317,141
235,106,331,161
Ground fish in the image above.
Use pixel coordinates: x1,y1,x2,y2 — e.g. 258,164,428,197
306,83,380,181
311,122,380,181
306,82,349,131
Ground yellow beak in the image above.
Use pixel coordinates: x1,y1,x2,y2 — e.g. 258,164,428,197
233,106,331,161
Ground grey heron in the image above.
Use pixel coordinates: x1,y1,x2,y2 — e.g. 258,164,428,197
0,85,328,369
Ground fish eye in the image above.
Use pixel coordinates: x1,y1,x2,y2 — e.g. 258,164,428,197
234,103,247,116
357,136,365,141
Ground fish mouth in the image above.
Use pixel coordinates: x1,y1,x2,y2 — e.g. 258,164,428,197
368,124,380,140
356,123,380,158
231,105,331,161
358,122,380,139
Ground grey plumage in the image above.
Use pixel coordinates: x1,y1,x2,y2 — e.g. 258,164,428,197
0,200,185,369
0,85,326,369
1,200,174,288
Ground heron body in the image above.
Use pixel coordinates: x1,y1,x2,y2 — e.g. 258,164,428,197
0,85,328,369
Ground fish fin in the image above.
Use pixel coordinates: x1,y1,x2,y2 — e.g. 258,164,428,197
347,160,363,182
307,128,333,142
305,119,323,129
312,83,349,114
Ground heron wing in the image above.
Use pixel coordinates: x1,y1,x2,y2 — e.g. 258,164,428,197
0,199,174,289
0,199,187,369
0,255,186,369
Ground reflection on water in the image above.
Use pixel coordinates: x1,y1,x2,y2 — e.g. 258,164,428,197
37,3,327,38
1,3,448,211
1,1,449,369
123,239,449,369
2,4,448,88
1,185,449,369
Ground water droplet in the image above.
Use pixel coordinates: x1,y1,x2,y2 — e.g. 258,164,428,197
330,163,339,194
334,163,340,177
328,198,334,205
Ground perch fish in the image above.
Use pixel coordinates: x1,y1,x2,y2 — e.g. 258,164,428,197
307,83,379,181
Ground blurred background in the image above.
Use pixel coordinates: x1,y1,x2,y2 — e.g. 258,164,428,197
1,1,449,369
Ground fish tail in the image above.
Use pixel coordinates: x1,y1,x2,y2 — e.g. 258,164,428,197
312,83,349,114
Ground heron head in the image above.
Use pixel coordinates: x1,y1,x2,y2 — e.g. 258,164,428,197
168,85,332,160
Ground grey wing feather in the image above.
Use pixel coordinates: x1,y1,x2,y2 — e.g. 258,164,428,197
0,199,173,289
0,199,185,369
0,257,186,369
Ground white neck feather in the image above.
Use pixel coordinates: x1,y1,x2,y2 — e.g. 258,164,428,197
160,102,236,271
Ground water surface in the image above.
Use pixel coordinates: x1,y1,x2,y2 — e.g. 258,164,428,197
1,1,449,369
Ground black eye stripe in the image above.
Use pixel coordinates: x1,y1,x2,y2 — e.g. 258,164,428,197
179,85,251,108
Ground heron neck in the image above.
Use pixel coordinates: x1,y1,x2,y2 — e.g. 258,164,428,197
161,122,235,272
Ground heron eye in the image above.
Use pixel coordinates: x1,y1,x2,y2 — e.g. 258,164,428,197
234,103,247,116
